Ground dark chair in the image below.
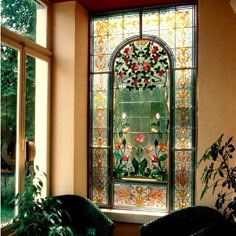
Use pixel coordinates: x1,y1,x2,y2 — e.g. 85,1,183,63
140,206,228,236
54,194,114,236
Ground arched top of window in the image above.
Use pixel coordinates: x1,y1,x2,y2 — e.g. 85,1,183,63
110,35,174,74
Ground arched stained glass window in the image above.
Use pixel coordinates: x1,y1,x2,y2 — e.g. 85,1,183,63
112,38,171,211
113,39,170,179
89,4,197,212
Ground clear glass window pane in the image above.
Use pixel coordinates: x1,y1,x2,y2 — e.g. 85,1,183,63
1,0,47,47
1,43,19,226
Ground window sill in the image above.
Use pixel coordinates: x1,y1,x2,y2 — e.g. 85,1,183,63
1,223,17,236
101,209,168,224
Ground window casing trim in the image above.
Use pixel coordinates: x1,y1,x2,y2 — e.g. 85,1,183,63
1,27,52,58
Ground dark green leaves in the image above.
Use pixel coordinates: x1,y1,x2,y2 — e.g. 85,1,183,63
197,133,236,217
12,164,73,236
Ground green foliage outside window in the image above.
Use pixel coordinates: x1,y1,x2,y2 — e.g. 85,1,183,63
1,0,40,226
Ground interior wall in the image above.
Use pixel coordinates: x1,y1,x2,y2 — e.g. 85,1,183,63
74,1,89,196
50,0,236,233
196,0,236,208
51,1,76,195
51,1,88,196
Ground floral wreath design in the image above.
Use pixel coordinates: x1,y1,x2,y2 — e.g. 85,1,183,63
114,40,169,91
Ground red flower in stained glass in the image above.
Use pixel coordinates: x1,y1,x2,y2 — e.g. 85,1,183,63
122,154,130,161
131,62,139,71
135,133,145,143
124,47,131,56
151,45,158,54
153,55,159,61
123,57,129,63
143,61,150,71
133,78,138,84
158,69,165,76
150,154,158,163
118,71,124,78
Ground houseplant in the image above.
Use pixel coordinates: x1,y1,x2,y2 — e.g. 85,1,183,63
11,163,73,236
197,133,236,227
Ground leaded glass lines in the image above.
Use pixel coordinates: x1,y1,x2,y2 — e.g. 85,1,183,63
89,5,196,212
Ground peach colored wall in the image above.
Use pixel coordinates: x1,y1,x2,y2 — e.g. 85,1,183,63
50,0,236,232
51,2,88,196
196,0,236,208
74,2,89,197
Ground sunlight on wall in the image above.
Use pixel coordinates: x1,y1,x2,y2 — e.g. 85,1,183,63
36,2,47,47
35,58,49,197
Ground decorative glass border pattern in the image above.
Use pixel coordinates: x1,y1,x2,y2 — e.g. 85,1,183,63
113,181,168,211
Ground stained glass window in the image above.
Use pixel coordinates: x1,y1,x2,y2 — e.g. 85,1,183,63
89,5,197,212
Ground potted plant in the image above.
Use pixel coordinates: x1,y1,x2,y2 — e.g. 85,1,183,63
11,163,73,236
197,133,236,231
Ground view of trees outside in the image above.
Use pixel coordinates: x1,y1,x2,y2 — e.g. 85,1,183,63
1,0,37,39
1,44,19,226
1,0,38,226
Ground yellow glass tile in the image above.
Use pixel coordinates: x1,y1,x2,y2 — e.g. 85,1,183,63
175,9,192,28
176,28,192,48
175,47,192,68
93,19,109,36
160,10,176,30
143,11,160,34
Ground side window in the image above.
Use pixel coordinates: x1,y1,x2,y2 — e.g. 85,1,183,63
1,44,19,225
89,5,197,212
1,0,50,227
